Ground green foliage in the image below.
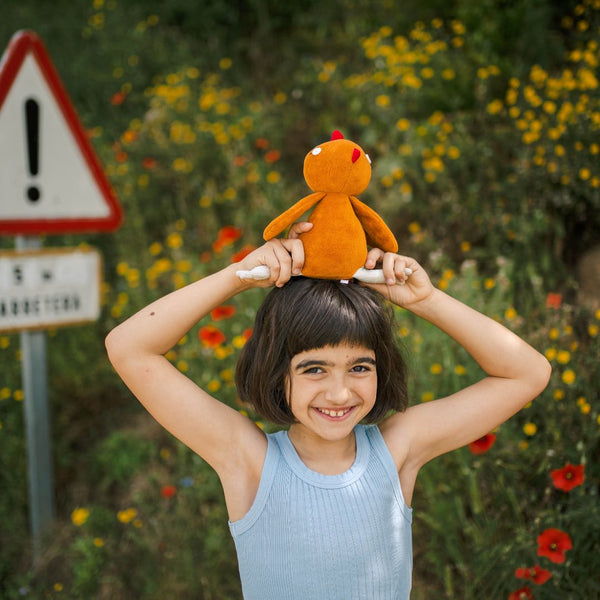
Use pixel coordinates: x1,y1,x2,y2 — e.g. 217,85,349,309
1,0,599,598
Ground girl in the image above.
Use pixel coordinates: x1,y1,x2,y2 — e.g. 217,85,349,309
105,228,551,599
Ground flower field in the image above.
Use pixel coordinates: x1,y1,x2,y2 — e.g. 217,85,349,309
1,0,599,598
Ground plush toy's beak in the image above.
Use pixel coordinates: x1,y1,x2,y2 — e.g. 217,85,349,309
351,148,361,163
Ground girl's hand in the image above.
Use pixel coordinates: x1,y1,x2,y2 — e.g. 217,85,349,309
362,248,434,307
235,237,305,288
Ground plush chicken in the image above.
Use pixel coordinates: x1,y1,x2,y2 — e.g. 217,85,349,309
237,130,399,282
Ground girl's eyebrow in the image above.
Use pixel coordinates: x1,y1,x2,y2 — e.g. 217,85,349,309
294,356,376,371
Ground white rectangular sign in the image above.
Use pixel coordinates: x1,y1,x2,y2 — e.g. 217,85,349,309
0,247,101,331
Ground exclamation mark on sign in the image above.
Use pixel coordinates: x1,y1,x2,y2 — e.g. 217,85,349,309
24,98,41,202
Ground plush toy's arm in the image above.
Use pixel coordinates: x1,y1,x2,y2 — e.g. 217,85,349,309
349,196,399,252
263,192,326,240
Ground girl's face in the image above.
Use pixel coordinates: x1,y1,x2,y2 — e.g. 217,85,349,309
286,342,378,443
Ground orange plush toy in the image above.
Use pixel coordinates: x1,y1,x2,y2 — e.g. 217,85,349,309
237,131,401,283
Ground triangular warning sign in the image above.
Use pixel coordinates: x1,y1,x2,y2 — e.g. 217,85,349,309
0,30,122,234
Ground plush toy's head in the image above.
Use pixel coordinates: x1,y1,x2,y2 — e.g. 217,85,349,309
303,130,372,195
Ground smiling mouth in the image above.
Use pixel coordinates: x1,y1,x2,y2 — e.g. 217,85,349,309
315,407,355,419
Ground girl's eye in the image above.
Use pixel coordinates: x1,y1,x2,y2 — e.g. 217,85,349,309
303,366,324,375
352,364,372,373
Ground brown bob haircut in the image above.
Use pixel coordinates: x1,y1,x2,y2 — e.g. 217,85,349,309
235,277,408,425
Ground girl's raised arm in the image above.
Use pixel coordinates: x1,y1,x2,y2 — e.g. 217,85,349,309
105,239,304,505
365,251,551,492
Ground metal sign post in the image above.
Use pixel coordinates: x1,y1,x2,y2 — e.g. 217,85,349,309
16,235,54,559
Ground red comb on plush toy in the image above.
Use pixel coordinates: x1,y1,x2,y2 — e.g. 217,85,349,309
237,131,404,283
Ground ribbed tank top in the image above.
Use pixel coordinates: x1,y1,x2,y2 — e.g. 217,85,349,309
228,424,413,599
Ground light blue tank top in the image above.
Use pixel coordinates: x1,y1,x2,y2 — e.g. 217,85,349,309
229,424,413,599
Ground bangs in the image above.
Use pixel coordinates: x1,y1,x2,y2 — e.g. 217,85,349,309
283,279,383,357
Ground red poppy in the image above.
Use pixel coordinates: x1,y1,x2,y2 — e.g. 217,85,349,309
468,432,496,455
231,244,256,263
234,155,247,167
546,292,562,309
242,328,253,340
255,137,270,149
210,305,236,321
550,463,584,492
115,151,128,163
160,485,177,499
198,325,226,348
213,226,243,252
111,91,126,105
264,149,281,163
508,586,534,600
536,528,572,564
515,565,552,584
142,157,158,170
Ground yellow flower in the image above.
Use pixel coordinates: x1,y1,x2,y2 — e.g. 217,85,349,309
421,391,434,402
553,389,564,400
376,94,391,107
71,507,90,526
430,363,443,374
487,99,503,114
14,390,23,402
266,171,280,184
484,278,495,290
166,233,183,249
93,538,105,547
396,118,410,131
408,222,421,234
273,92,287,104
219,57,232,70
117,508,138,524
549,328,559,340
545,348,557,360
589,324,598,337
504,307,517,320
460,241,471,252
556,350,571,364
53,583,64,592
208,380,221,392
561,369,576,385
447,146,460,159
454,365,466,375
523,422,537,436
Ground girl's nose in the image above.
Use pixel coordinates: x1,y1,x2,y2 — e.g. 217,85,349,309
324,381,352,404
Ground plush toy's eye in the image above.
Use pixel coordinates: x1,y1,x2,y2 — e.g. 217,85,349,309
311,147,322,156
365,154,372,164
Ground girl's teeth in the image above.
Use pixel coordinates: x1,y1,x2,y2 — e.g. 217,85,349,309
319,408,349,417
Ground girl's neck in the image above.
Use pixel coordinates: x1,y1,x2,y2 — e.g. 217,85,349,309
287,424,357,475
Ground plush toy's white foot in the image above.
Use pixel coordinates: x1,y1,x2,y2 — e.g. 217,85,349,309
235,265,271,280
352,267,413,284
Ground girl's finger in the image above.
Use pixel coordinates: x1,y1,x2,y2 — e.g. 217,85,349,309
365,247,384,269
281,238,305,275
287,221,313,239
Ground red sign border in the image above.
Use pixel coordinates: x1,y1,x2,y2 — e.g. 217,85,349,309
0,30,122,235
